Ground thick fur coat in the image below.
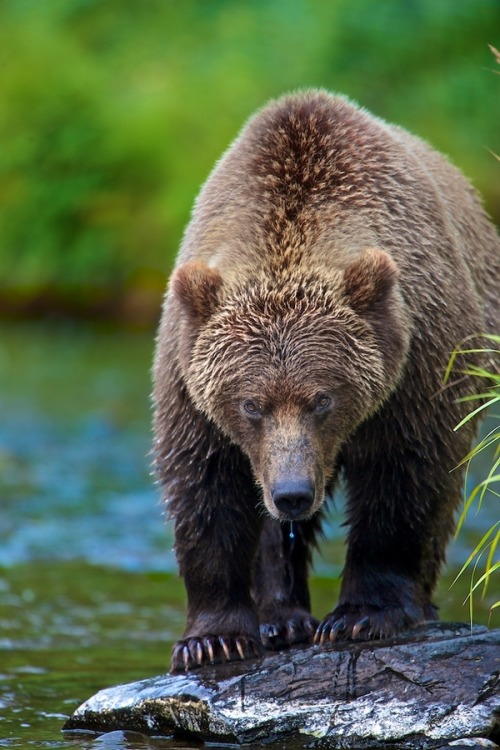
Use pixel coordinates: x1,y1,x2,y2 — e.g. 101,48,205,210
153,91,500,672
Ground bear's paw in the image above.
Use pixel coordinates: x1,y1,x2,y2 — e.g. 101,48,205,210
170,634,263,673
314,602,434,645
260,610,319,650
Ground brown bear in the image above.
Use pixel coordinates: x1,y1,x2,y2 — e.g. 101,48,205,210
153,90,500,672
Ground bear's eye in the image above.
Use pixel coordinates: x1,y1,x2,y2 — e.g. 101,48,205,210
242,399,262,420
314,393,332,414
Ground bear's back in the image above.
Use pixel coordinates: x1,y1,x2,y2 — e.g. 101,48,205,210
177,91,499,331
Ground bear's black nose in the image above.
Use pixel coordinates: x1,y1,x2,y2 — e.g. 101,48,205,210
272,480,315,519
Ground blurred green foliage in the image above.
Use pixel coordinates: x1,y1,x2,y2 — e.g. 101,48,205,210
0,0,498,320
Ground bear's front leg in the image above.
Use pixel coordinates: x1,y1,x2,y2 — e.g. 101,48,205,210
315,425,452,645
167,439,264,672
171,501,264,671
154,357,265,672
171,530,264,671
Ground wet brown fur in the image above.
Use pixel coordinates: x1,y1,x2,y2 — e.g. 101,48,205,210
153,91,500,672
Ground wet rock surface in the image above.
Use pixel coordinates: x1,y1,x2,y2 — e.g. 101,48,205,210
64,623,500,748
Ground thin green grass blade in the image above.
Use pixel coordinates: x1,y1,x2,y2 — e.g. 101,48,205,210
447,336,499,617
454,428,500,469
477,461,500,509
483,527,500,596
451,522,500,585
468,561,500,595
454,397,500,431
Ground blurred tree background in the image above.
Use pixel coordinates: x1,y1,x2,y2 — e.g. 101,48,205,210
1,0,498,325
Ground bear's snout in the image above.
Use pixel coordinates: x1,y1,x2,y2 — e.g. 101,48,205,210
271,478,315,519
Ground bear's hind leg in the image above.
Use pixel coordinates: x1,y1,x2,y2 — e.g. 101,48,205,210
253,516,320,650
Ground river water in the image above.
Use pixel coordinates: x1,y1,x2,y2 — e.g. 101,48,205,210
0,323,498,749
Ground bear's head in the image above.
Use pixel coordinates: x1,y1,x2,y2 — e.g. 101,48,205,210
170,250,409,521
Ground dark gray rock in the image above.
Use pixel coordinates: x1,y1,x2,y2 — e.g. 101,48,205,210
64,623,500,748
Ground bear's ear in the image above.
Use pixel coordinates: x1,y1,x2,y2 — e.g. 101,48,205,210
170,261,222,325
343,249,399,315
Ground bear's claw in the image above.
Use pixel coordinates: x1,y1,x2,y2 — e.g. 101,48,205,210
170,634,262,673
351,616,371,639
314,604,424,645
260,613,318,650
